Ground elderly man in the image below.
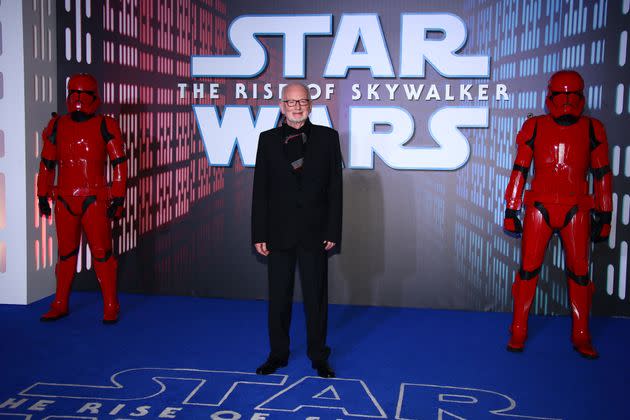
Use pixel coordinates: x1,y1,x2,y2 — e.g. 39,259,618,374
251,83,343,377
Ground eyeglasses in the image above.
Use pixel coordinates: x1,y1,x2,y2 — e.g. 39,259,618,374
282,99,310,107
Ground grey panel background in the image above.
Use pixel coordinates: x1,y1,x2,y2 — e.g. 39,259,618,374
24,0,58,302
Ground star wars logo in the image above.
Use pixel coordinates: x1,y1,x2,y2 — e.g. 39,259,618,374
190,14,508,171
0,368,558,419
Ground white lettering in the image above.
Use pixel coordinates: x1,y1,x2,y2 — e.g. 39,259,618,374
130,405,151,417
367,84,380,100
263,83,273,99
459,84,473,100
77,402,102,414
193,83,204,99
235,83,247,99
425,84,440,100
209,83,219,99
194,106,280,167
385,84,399,100
211,410,242,420
444,84,455,100
110,403,126,415
28,400,55,411
478,84,489,100
325,83,335,100
400,14,489,77
252,83,258,99
324,14,394,77
403,84,424,100
350,107,414,169
308,83,322,100
159,407,183,418
349,106,488,170
496,83,509,100
192,15,332,78
256,377,386,418
194,105,332,167
0,398,28,409
177,83,187,99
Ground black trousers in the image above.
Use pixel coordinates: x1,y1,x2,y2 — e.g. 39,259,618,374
267,245,330,363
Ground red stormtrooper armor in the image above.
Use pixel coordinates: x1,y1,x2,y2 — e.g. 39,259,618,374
37,73,128,323
503,70,612,358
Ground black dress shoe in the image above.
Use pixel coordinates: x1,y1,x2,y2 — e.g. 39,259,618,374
256,359,288,375
312,361,335,378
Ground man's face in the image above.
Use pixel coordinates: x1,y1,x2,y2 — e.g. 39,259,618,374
280,85,312,124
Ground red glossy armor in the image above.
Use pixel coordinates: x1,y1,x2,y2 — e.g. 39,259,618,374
503,72,612,358
37,75,127,323
545,70,585,119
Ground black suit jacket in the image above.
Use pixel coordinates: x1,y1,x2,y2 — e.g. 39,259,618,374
252,122,343,250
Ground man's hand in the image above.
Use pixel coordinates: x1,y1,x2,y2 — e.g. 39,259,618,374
323,241,336,251
38,196,51,217
591,210,612,242
255,242,269,256
503,208,523,238
107,197,125,219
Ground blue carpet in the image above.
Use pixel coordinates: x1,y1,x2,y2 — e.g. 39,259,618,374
0,292,628,419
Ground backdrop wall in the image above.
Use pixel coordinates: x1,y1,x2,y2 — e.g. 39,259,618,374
49,0,629,316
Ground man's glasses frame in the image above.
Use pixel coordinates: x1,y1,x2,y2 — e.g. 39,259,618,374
282,99,311,107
